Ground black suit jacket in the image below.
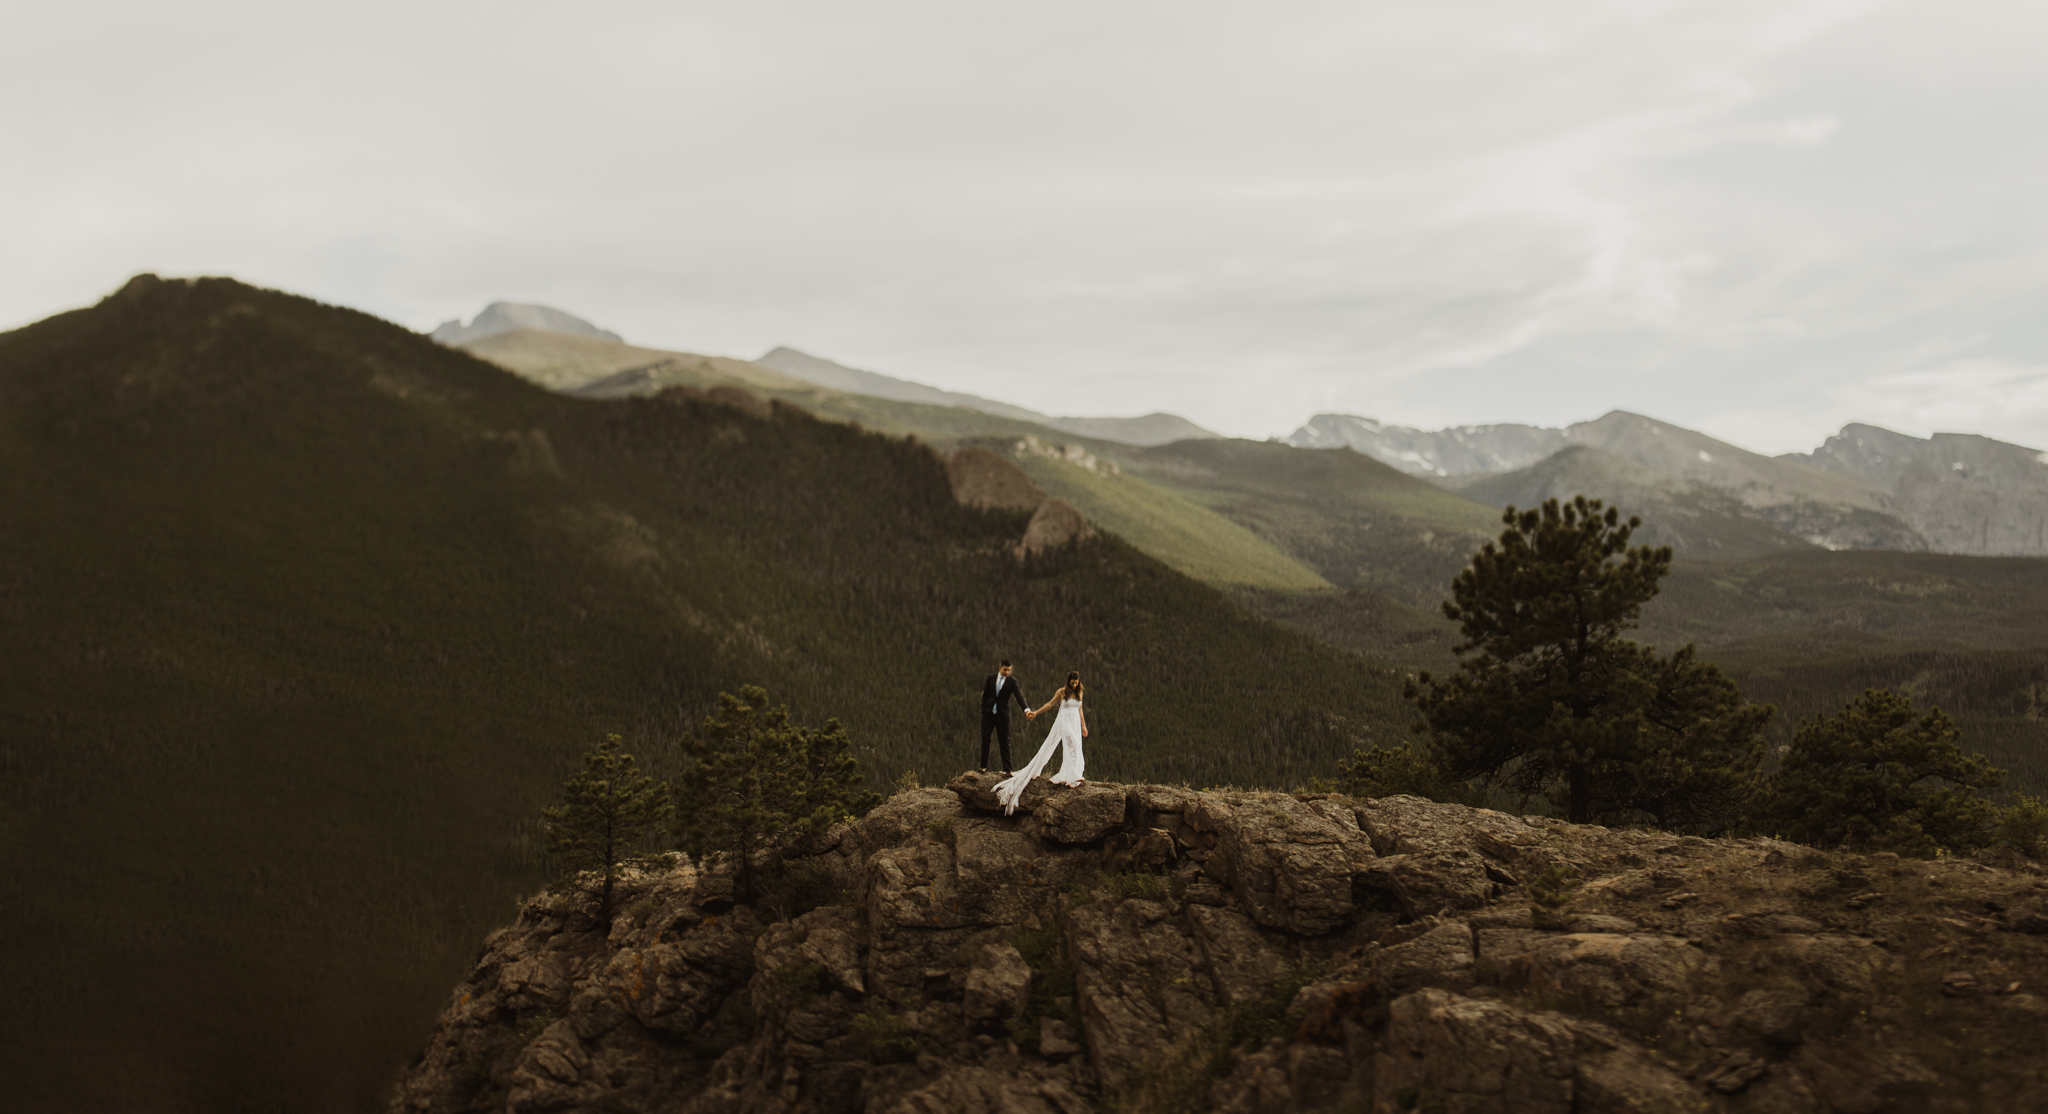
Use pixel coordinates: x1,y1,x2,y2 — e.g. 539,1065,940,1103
981,674,1029,721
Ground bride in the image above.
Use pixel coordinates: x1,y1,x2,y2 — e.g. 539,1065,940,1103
993,671,1088,815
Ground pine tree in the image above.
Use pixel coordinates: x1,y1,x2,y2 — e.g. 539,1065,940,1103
674,685,881,901
542,733,673,918
1407,497,1772,826
1762,688,2003,855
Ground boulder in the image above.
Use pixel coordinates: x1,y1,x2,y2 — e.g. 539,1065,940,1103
1574,1046,1712,1114
947,770,1018,812
1373,989,1578,1114
1792,1039,1937,1114
946,447,1045,511
963,943,1033,1021
1186,793,1374,935
1509,933,1715,1011
886,1066,1090,1114
1777,934,1891,997
1354,796,1528,914
856,787,965,848
1377,921,1476,990
1026,783,1129,843
497,952,572,1012
1016,499,1095,556
1102,827,1178,872
1186,904,1290,1008
1732,986,1810,1043
1065,897,1213,1092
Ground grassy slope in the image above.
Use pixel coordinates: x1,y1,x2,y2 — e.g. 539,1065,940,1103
0,277,1404,1113
461,328,811,393
548,357,1332,591
1006,452,1329,590
1117,439,1504,606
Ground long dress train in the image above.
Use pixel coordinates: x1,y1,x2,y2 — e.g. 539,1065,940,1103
993,698,1086,815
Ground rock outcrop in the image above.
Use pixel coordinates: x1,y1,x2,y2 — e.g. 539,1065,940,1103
1015,499,1095,556
392,777,2048,1114
945,447,1045,512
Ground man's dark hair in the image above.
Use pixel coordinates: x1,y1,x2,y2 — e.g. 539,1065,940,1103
1000,659,1011,668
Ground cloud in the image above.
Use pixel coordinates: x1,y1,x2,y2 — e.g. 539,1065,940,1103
1834,359,2048,447
1,0,2044,456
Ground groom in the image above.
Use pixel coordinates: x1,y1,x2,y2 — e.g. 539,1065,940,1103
979,660,1033,774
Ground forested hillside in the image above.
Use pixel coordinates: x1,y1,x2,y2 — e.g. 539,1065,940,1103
0,276,1402,1114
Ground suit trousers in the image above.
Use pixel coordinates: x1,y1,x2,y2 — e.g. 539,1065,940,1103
979,712,1014,771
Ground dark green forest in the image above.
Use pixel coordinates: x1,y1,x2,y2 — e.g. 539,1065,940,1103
5,275,2046,1114
0,277,1403,1113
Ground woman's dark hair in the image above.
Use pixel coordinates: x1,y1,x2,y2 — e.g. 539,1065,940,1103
1063,671,1083,701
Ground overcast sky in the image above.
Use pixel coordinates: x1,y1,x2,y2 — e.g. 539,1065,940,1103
5,0,2044,452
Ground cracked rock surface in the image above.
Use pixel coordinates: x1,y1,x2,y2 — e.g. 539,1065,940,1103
391,778,2048,1113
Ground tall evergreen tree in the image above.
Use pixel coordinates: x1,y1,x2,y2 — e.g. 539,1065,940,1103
674,685,881,900
1762,688,2003,855
542,733,673,918
1407,497,1771,826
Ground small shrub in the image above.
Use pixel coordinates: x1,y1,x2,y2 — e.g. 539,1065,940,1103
757,858,846,922
769,959,825,999
1008,922,1081,1047
1229,961,1328,1049
924,817,955,842
894,769,922,792
849,999,920,1062
1529,863,1576,928
623,897,657,925
1100,870,1169,904
1996,795,2048,858
1337,740,1475,805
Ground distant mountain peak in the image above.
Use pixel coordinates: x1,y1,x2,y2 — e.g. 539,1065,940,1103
1288,413,1565,476
430,302,622,346
755,346,1221,447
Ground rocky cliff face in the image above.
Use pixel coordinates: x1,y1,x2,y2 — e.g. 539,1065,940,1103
1792,424,2048,556
392,777,2048,1114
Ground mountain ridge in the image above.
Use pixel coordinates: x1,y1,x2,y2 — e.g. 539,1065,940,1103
429,305,1222,448
430,301,621,346
755,346,1224,448
1451,445,1819,561
0,274,1401,1113
1291,409,2048,556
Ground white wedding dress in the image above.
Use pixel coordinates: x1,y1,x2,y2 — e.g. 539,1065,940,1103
993,698,1086,815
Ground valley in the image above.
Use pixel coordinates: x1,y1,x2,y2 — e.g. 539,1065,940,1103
4,284,2043,1113
447,312,2048,810
0,278,1395,1113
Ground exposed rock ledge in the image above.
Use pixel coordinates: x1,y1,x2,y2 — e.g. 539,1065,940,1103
392,776,2048,1114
